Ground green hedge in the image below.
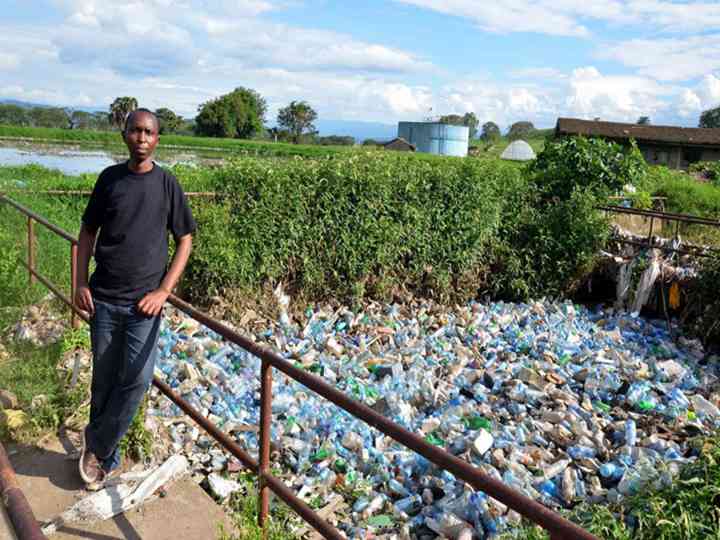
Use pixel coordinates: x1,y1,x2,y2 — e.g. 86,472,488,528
1,153,612,307
185,153,608,302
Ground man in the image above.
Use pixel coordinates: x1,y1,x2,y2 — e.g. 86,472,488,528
74,108,196,488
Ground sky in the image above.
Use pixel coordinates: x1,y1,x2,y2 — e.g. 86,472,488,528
2,0,720,130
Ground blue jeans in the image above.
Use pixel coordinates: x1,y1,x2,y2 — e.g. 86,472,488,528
86,299,161,472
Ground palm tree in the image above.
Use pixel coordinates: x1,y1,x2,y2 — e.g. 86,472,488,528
108,97,138,130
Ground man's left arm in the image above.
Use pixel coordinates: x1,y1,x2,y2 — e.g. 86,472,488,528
137,233,193,316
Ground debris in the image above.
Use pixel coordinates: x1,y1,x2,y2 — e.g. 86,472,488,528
207,473,242,500
146,299,719,538
41,455,188,535
1,409,27,430
0,389,19,409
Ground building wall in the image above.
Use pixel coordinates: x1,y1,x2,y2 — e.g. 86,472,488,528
397,122,469,157
638,143,720,169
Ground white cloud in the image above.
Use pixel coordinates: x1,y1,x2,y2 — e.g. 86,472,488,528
395,0,720,36
199,18,432,74
509,67,567,80
678,75,720,117
563,67,669,122
395,0,590,37
0,53,19,70
600,35,720,82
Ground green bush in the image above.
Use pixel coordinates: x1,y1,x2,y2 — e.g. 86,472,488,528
190,154,517,301
689,161,720,184
648,166,720,218
529,136,647,200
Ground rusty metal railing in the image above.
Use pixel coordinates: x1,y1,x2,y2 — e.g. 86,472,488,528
0,442,45,539
0,194,599,540
601,204,720,258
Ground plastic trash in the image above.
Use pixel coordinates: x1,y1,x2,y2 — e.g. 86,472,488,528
146,298,718,538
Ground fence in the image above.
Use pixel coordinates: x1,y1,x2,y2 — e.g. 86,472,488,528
0,194,598,540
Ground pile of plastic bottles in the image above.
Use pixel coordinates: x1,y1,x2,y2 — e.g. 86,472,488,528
148,299,719,538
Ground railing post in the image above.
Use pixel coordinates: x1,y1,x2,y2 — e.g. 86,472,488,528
70,243,79,329
27,216,35,286
258,358,273,532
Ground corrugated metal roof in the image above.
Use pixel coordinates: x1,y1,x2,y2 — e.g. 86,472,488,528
556,117,720,146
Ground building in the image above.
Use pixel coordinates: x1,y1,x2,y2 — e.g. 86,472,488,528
383,137,416,152
397,122,469,157
501,140,536,161
555,117,720,169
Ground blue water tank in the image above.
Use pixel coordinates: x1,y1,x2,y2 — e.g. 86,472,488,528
397,122,469,157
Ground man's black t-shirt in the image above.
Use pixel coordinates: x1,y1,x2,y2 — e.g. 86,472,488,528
82,162,197,306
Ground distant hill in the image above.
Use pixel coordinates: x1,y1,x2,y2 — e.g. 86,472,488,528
0,98,105,113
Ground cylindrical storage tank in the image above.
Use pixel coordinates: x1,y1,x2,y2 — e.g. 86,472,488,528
397,122,469,157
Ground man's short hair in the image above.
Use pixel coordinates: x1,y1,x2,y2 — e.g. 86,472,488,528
124,108,159,133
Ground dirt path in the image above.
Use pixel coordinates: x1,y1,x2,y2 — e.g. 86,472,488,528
5,430,235,540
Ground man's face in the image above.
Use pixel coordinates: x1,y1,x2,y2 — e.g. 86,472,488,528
123,112,159,161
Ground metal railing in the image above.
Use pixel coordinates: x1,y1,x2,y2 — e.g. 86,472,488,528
0,194,598,540
601,204,720,258
0,443,44,539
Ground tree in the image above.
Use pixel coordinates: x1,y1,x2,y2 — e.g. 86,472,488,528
0,104,29,126
480,121,501,142
463,112,479,139
28,106,69,128
155,107,182,134
439,112,479,139
507,121,535,141
637,116,651,125
90,111,111,131
109,96,138,129
69,110,92,129
194,87,266,139
699,105,720,128
277,101,317,144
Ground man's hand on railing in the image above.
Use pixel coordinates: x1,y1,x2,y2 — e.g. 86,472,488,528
75,285,94,316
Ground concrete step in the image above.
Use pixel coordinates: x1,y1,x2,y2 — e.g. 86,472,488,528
5,430,235,540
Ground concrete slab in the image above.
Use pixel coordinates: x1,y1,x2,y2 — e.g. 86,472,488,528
7,431,234,540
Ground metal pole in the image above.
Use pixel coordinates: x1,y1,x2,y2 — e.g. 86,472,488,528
647,216,655,246
27,217,34,286
0,443,47,540
258,359,273,530
70,244,79,329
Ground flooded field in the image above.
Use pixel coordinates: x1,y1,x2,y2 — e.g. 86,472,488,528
0,141,224,175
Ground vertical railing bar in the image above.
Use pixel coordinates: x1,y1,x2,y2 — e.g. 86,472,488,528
27,216,35,286
70,244,79,329
647,215,655,246
258,359,273,532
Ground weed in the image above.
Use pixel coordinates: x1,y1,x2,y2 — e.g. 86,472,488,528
217,472,299,540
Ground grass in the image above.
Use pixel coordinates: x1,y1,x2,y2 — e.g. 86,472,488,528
216,472,300,540
0,124,352,158
0,320,88,442
505,435,720,540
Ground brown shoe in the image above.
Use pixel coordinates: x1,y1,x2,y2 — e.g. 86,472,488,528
79,433,103,484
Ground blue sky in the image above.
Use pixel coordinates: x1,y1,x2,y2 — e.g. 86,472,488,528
2,0,720,130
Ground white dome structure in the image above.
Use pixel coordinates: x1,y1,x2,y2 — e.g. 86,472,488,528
501,140,536,161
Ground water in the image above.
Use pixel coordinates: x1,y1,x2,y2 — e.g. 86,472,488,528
0,146,117,175
0,144,221,175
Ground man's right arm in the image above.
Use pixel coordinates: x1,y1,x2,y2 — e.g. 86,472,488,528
75,223,97,315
